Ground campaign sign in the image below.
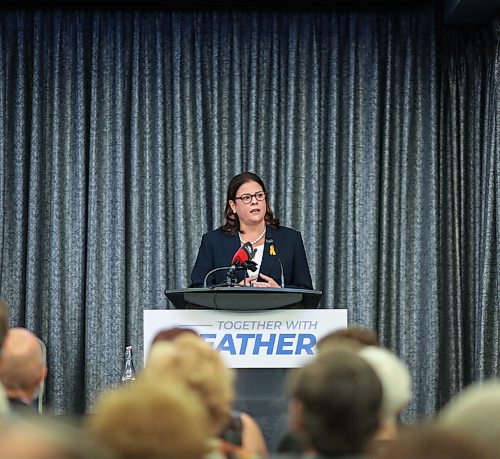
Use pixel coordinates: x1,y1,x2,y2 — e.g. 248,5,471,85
144,309,348,368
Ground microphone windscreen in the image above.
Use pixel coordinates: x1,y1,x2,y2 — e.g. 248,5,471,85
231,246,250,266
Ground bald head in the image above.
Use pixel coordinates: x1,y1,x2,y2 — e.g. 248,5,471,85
0,328,46,401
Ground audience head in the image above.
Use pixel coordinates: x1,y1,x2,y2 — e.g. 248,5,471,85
437,379,500,458
287,349,382,456
0,297,10,349
0,414,109,459
0,327,47,404
151,326,199,345
374,426,495,459
86,376,209,459
359,346,412,426
317,325,379,354
145,332,235,437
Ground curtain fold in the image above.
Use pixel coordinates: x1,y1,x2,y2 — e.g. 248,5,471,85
0,6,498,425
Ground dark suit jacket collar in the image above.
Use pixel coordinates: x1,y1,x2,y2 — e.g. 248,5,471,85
260,226,281,280
220,230,240,265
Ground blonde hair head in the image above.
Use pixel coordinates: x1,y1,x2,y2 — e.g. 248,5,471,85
86,376,210,459
146,333,235,436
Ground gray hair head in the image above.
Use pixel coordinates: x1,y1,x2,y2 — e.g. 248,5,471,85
438,379,500,458
358,346,412,424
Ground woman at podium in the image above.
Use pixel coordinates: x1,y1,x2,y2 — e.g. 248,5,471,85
190,172,313,289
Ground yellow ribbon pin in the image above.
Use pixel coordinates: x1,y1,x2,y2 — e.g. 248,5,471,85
269,245,276,256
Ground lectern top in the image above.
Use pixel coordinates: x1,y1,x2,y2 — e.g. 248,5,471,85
165,287,322,310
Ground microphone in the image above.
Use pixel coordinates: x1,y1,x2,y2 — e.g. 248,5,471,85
203,243,258,288
231,242,258,271
231,241,254,266
227,242,257,286
266,237,285,288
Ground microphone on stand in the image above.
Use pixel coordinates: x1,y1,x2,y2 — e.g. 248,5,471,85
202,242,258,288
266,237,285,288
231,241,254,266
227,242,257,286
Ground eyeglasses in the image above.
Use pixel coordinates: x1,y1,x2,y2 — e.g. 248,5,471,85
234,191,266,204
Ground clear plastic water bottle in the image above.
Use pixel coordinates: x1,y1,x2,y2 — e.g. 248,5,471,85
120,345,137,383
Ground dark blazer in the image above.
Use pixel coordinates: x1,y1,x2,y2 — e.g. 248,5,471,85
8,397,38,416
190,225,313,289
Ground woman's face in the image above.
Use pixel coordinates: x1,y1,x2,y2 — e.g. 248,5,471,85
229,180,267,228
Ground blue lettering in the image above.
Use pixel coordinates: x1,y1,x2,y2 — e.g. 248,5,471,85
295,334,316,354
236,334,255,353
203,332,317,356
253,334,276,354
276,334,295,354
217,334,236,355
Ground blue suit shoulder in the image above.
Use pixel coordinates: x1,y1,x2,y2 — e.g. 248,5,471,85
201,227,236,241
203,225,299,238
268,225,304,244
272,225,301,236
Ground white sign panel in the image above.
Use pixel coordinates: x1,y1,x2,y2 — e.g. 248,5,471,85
144,309,347,368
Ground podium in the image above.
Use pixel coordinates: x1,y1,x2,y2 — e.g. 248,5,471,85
162,286,325,451
165,287,323,310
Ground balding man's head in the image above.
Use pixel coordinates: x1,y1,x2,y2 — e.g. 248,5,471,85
0,328,47,402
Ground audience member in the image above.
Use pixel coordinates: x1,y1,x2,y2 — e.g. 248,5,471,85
86,375,210,459
437,379,500,459
285,349,382,458
358,346,412,451
0,327,47,413
373,426,495,459
151,326,199,344
316,325,379,354
145,333,262,458
0,414,110,459
150,327,268,456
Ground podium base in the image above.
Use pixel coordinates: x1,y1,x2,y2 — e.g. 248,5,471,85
233,368,289,453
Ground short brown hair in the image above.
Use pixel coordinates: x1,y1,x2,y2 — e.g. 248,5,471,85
374,426,495,459
288,349,382,456
151,327,199,345
317,326,379,354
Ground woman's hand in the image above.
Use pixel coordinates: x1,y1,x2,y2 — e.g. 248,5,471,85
252,273,281,288
239,275,258,287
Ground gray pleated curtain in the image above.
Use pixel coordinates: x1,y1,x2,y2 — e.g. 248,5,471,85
0,5,498,425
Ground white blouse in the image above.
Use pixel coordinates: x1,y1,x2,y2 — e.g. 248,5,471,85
247,244,264,278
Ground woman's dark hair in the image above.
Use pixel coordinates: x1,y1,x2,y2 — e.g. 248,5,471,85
221,172,279,235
